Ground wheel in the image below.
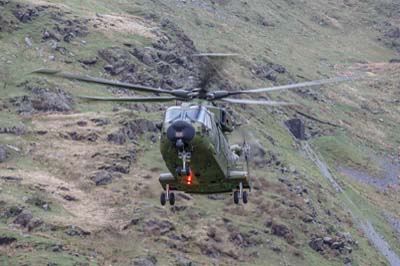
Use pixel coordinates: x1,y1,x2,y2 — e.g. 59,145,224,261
160,192,166,206
233,190,239,204
242,191,248,204
169,192,175,206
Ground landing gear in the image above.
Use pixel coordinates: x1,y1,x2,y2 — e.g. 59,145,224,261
160,192,166,206
169,192,175,206
242,191,248,204
233,182,249,204
233,191,239,204
160,184,176,206
176,166,191,176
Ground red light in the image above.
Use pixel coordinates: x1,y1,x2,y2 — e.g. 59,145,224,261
187,170,193,185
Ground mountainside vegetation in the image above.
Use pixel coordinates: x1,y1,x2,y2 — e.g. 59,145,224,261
0,0,399,265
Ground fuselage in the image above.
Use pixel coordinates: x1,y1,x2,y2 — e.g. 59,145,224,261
159,104,250,194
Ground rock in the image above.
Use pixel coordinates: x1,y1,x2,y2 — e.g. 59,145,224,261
142,52,155,65
253,63,285,81
229,232,250,247
156,62,172,75
323,236,334,246
197,242,220,258
25,196,51,211
1,206,23,218
76,120,87,127
107,131,127,145
344,257,352,265
79,57,98,65
122,218,140,230
385,27,400,39
343,245,353,254
11,84,74,114
30,88,73,111
1,176,23,182
309,237,324,252
13,211,33,227
123,119,158,136
144,219,175,236
271,222,294,243
63,194,77,201
0,1,10,7
99,163,130,174
174,255,192,266
42,29,61,41
331,241,345,250
131,255,157,266
13,7,39,23
90,171,114,186
28,218,44,231
52,16,89,42
65,225,90,237
285,118,306,140
24,36,33,48
62,131,98,142
0,236,16,245
91,117,110,126
0,147,7,162
49,244,63,252
0,124,26,135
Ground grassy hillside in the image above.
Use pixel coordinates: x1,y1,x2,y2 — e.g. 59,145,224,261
0,0,399,265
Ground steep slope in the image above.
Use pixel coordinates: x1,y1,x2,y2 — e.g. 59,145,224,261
0,1,399,265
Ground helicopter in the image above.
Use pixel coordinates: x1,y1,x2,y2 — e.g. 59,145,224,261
33,53,364,206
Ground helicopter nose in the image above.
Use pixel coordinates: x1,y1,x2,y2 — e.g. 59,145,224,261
166,120,195,143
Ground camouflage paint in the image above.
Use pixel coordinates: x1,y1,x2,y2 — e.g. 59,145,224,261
159,108,250,194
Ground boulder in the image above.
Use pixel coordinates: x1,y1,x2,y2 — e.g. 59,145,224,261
131,256,157,266
90,171,114,186
1,176,23,183
175,255,192,266
65,225,90,237
1,206,23,218
107,130,127,145
91,117,110,126
13,211,33,227
0,236,16,245
12,7,39,23
309,237,324,252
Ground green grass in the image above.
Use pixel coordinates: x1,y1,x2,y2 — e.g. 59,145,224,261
311,133,382,174
1,0,399,265
0,225,99,266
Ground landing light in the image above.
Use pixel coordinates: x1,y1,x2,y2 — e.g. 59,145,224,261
187,170,194,185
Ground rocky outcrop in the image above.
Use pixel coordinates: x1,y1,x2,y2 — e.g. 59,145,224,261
10,83,73,115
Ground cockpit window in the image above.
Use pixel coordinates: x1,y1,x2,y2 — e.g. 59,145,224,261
164,106,213,129
164,107,182,123
185,106,204,121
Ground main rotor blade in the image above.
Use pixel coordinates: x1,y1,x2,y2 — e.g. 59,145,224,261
79,95,182,102
235,74,364,94
220,98,296,106
32,69,172,95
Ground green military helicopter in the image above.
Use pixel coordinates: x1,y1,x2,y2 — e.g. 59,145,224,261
33,53,363,206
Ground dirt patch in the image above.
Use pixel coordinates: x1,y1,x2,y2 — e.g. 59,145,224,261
16,169,116,230
91,13,158,40
338,157,400,190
